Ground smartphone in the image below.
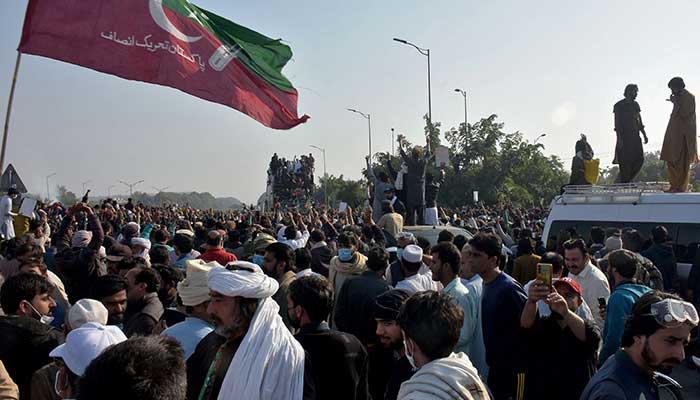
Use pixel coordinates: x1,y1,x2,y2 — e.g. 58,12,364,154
536,263,553,287
598,298,607,308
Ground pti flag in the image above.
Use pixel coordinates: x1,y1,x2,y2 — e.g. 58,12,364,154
18,0,309,129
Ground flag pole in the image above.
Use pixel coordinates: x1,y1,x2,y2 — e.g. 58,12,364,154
1,51,22,172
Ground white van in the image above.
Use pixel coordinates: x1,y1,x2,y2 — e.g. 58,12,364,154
542,184,700,283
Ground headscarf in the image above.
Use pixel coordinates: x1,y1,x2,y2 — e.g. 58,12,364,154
207,263,304,400
178,260,218,306
72,230,92,248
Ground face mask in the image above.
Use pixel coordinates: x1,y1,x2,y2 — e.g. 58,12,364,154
26,301,54,325
338,248,353,262
252,254,265,266
396,248,404,261
403,337,418,371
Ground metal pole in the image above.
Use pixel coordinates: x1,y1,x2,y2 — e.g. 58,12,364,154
322,148,327,206
391,128,395,156
427,49,432,123
1,52,22,172
463,91,468,141
367,114,372,159
46,177,50,201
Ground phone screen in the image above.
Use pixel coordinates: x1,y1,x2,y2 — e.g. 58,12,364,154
536,263,553,287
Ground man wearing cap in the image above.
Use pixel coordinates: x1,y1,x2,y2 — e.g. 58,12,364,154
90,275,128,326
190,262,312,400
30,299,112,400
104,243,133,276
0,274,63,398
198,230,238,266
308,230,332,277
521,277,601,399
123,266,164,337
54,203,105,303
170,232,201,270
374,289,414,400
161,260,215,359
395,244,439,294
49,322,127,399
386,232,417,287
599,249,652,364
251,233,277,267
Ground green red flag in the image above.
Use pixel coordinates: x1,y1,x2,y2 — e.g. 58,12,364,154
19,0,309,129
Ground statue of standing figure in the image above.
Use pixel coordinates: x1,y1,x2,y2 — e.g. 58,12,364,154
613,84,648,183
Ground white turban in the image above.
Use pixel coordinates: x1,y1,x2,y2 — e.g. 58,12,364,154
72,230,92,248
178,260,218,306
209,262,304,400
207,262,278,299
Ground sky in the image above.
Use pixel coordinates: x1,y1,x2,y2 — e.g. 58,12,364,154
1,1,700,204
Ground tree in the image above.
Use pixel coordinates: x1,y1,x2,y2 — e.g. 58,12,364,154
424,114,441,151
56,185,78,205
599,151,700,191
315,175,367,208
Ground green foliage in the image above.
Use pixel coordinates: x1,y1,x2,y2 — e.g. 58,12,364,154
373,114,569,207
315,174,367,208
56,185,78,206
599,151,700,191
424,114,441,150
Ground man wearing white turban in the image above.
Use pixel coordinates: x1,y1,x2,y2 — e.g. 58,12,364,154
191,261,314,400
161,260,216,359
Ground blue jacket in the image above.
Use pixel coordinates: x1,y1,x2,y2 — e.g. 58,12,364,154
599,283,651,363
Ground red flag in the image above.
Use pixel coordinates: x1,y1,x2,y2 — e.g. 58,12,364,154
18,0,309,130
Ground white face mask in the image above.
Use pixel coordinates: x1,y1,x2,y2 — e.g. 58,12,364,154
403,337,418,371
26,301,55,325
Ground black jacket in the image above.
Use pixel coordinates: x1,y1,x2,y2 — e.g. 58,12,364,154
641,243,677,291
123,293,164,337
295,322,370,400
0,316,64,398
54,213,105,303
334,271,392,345
310,244,333,277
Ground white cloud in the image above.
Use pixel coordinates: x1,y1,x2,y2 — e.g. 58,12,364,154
551,101,577,127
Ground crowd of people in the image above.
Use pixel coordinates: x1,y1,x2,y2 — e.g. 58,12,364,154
268,153,316,206
0,189,697,400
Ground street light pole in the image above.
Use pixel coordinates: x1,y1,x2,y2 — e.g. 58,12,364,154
393,38,432,122
152,186,171,193
108,185,116,198
454,88,468,142
347,109,372,158
119,179,144,197
46,173,56,200
309,145,327,206
534,133,547,144
391,128,395,156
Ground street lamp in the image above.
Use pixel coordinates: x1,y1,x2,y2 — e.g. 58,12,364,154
82,180,92,194
46,173,56,200
152,185,171,193
309,145,327,206
390,128,395,156
119,179,144,197
534,133,547,144
393,38,431,122
347,108,372,158
454,88,468,139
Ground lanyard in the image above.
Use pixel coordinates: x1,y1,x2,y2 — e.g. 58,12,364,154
197,343,227,400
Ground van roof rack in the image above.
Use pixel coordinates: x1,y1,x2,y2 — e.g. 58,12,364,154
563,182,671,195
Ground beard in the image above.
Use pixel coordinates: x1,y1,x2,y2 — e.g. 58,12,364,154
642,340,681,375
107,313,124,325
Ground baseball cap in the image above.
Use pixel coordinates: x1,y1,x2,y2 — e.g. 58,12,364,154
402,244,423,263
67,299,108,330
49,322,127,376
106,243,132,262
553,277,583,297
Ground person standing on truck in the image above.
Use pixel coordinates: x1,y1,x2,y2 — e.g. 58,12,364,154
661,77,698,193
613,84,648,184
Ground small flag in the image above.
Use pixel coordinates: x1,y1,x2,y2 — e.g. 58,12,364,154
19,0,309,129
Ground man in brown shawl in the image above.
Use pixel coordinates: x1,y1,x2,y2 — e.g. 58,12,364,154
613,84,648,183
661,77,698,192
